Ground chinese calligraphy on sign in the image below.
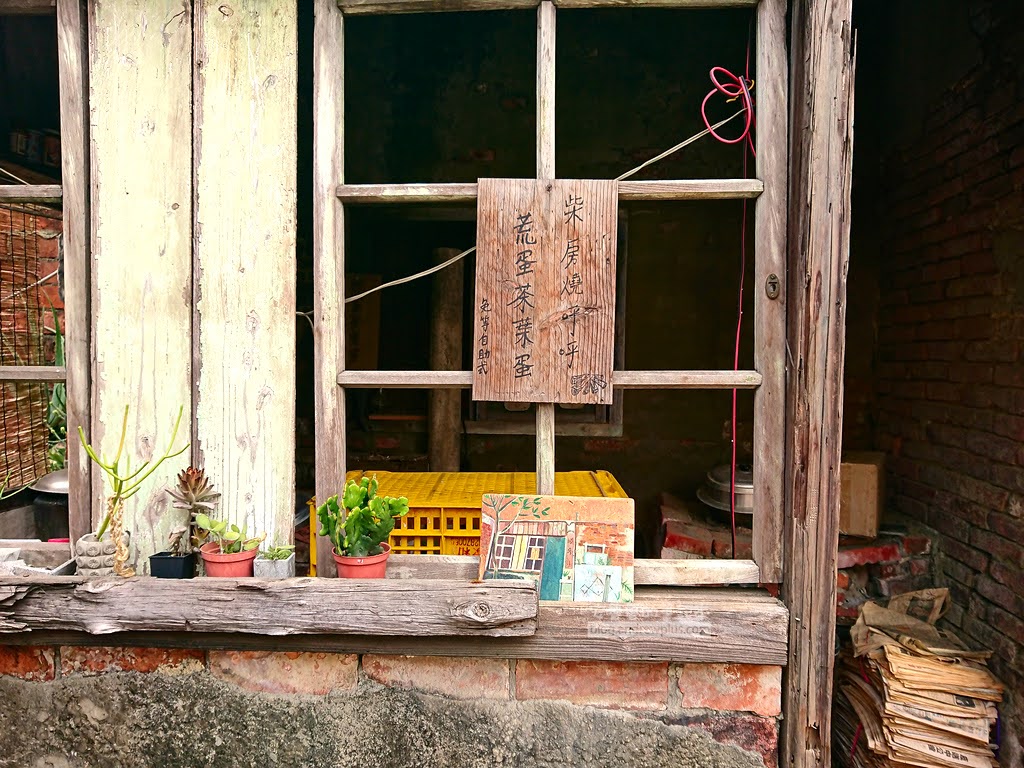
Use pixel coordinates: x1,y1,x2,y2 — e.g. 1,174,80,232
473,178,617,405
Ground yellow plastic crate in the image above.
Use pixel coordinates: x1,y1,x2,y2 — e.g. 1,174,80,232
344,470,628,556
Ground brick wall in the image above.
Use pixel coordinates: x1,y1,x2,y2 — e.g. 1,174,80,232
0,644,781,767
863,3,1024,761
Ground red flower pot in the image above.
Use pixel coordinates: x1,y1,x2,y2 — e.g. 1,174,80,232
200,541,258,577
333,542,391,579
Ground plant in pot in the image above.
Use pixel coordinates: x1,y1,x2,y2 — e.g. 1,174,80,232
316,476,409,578
148,466,222,579
193,513,265,577
253,543,296,579
77,405,188,577
148,527,195,579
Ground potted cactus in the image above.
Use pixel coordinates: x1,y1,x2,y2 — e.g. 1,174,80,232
194,513,265,577
253,543,296,579
148,466,222,578
316,475,409,578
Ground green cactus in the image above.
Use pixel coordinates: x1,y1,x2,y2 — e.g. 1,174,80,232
316,476,409,557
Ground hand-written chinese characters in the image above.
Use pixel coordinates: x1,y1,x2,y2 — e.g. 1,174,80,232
476,298,491,375
510,211,536,378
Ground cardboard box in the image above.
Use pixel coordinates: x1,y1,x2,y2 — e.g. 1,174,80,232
840,451,885,538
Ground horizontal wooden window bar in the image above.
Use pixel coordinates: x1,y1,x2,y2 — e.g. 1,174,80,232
0,0,56,15
337,179,763,204
338,370,762,389
0,185,62,203
337,0,758,15
388,554,761,585
0,366,67,383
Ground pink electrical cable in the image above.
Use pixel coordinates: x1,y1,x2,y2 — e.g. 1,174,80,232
701,50,755,559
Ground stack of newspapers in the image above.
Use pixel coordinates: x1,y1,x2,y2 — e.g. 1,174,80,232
834,589,1003,768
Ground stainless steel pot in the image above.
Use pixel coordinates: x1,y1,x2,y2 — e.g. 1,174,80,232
696,463,754,516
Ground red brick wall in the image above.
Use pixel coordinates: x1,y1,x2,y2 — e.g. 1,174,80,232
864,4,1024,760
0,644,782,767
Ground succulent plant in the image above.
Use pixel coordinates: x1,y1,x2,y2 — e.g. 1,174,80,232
316,476,409,558
167,466,221,517
259,543,295,561
193,513,265,555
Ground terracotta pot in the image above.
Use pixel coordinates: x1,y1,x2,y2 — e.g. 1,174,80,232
199,541,258,577
333,543,391,579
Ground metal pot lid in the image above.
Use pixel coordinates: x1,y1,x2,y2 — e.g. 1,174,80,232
697,485,753,514
30,468,69,495
706,463,754,492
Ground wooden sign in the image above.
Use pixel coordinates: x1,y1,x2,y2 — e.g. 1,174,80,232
472,178,618,405
479,494,635,603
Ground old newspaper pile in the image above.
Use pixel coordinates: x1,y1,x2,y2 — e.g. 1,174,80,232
834,589,1003,768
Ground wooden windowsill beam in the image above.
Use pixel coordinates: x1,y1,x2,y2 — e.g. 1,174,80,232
0,366,67,383
0,576,538,638
337,0,758,15
337,179,763,203
0,185,62,203
337,369,762,389
0,579,786,664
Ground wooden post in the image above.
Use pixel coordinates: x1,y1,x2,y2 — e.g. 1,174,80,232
782,1,856,766
87,0,194,562
193,0,298,550
56,0,90,547
428,247,463,471
535,0,556,495
313,0,346,576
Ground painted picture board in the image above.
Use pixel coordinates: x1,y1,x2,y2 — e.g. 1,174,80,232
479,494,634,603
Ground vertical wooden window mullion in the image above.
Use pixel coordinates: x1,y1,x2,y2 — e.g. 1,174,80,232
313,0,347,577
534,0,556,495
751,0,787,583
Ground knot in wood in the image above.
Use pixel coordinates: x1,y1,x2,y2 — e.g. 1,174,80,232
453,599,498,626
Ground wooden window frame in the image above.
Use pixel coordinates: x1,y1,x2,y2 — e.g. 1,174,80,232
0,0,90,543
314,0,787,585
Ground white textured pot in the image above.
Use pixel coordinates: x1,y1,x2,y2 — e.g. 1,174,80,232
253,552,295,579
74,531,130,577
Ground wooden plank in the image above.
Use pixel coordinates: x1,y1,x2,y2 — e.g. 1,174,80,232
88,0,193,556
782,1,856,766
428,248,463,471
0,590,787,664
752,0,787,584
388,555,761,586
0,0,56,15
555,0,758,6
193,0,297,551
339,369,761,389
314,0,347,577
619,179,762,200
337,179,762,204
634,558,760,585
473,179,618,405
611,370,761,388
0,185,61,203
56,0,91,546
0,577,538,637
339,0,538,14
0,366,65,382
536,404,555,494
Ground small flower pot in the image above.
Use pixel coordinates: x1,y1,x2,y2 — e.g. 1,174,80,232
253,552,295,579
199,541,258,577
333,543,391,579
149,551,196,579
74,531,130,577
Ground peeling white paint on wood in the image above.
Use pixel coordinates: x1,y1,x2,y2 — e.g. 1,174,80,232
193,0,298,548
87,0,194,567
